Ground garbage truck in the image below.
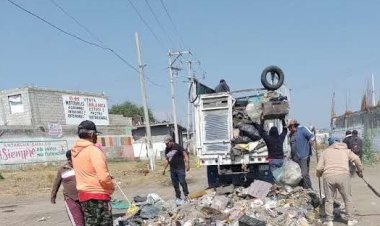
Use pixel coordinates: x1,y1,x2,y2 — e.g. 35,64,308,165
192,66,291,187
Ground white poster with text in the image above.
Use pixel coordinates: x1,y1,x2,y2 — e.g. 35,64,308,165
62,95,109,125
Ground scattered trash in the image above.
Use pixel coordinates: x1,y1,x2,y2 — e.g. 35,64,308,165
146,193,162,205
239,214,266,226
211,195,230,210
134,195,147,203
37,217,47,222
139,205,161,219
115,182,324,226
111,199,130,210
247,180,273,199
216,184,234,195
189,190,207,199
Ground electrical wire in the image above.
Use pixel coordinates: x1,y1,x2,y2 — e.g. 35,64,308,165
6,0,139,73
7,0,169,88
49,0,104,45
159,0,185,48
144,0,176,48
127,0,166,51
49,0,165,89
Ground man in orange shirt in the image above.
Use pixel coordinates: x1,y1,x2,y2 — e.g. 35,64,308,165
71,120,114,226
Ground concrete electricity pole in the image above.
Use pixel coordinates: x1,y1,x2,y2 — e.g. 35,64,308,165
135,32,154,170
168,50,191,143
186,60,193,145
372,73,376,107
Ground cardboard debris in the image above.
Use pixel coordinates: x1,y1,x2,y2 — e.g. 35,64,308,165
248,180,273,199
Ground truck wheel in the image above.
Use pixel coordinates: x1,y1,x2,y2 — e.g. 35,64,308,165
261,65,285,91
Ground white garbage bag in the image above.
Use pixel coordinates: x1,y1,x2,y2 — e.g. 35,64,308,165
273,159,302,186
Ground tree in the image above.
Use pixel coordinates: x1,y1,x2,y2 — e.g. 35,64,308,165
109,101,155,122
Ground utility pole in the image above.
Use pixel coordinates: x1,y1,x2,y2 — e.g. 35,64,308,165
186,60,193,146
135,32,154,170
372,73,376,107
168,50,191,143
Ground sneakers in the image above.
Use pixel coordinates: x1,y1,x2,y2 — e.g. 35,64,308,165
184,195,190,202
175,198,184,206
323,221,333,226
347,220,358,226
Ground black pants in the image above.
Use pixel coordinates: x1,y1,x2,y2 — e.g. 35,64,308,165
293,156,313,189
170,169,189,199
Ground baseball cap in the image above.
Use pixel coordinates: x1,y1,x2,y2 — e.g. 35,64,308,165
164,135,173,143
78,120,101,135
287,119,300,128
328,137,340,146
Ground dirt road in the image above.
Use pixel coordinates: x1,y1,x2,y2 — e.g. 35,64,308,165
1,159,380,226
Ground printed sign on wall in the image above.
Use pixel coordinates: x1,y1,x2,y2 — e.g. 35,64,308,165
48,123,63,138
62,95,109,125
0,140,68,165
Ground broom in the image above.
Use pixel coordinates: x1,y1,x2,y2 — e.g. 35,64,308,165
361,177,380,198
115,182,140,216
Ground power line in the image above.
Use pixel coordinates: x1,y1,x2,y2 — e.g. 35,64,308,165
49,0,165,89
127,0,166,50
146,76,165,87
7,0,165,88
144,0,177,48
49,0,104,45
6,0,138,72
159,0,185,48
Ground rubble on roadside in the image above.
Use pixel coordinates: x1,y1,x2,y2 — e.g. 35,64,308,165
114,181,325,226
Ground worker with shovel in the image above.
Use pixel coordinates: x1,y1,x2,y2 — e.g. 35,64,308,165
316,137,363,226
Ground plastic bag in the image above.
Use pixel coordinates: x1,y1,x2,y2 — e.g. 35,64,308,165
232,136,253,144
282,159,302,186
245,103,262,123
238,124,261,141
273,159,302,186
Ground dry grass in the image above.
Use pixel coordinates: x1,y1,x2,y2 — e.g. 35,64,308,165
0,159,178,197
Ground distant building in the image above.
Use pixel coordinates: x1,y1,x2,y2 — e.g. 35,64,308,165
332,106,380,152
132,122,186,159
0,87,134,167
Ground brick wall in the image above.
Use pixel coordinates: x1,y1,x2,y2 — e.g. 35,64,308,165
0,88,32,126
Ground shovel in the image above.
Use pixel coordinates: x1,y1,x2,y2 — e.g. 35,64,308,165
361,177,380,198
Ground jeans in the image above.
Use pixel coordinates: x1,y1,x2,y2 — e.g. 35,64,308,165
269,159,284,172
170,169,189,199
293,156,313,189
269,159,284,182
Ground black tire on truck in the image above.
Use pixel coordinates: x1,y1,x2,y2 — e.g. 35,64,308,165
261,65,285,91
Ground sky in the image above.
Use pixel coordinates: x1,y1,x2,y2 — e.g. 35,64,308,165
1,0,380,128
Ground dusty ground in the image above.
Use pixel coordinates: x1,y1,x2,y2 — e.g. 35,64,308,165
1,157,380,226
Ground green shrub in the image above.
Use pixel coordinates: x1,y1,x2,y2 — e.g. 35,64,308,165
362,134,376,165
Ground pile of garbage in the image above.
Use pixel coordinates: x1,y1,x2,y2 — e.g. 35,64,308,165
230,90,289,159
115,181,323,226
